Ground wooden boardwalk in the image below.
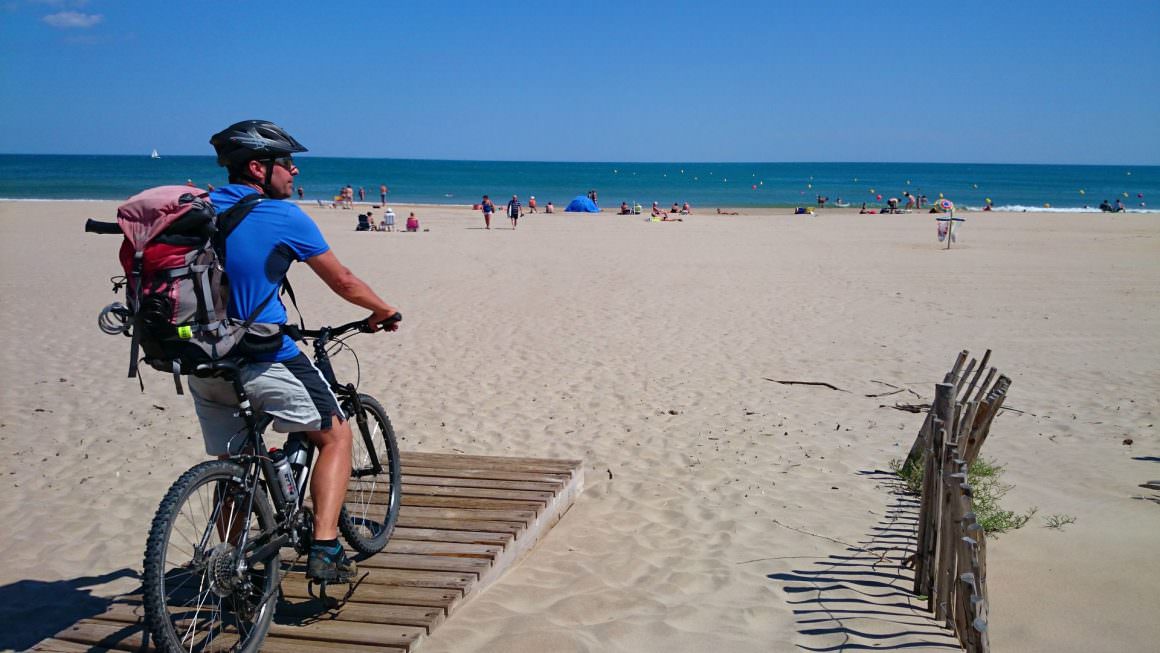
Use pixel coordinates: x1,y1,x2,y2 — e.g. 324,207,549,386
33,451,585,653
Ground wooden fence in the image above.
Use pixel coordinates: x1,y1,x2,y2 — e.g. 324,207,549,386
903,349,1011,653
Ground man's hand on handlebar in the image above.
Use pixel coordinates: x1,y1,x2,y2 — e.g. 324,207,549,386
367,308,401,332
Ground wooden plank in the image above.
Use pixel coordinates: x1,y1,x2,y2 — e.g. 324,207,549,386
401,451,581,472
403,465,571,484
280,576,461,609
401,505,537,525
385,538,504,558
274,600,444,632
389,526,513,546
402,483,556,501
394,515,524,534
263,635,404,653
403,475,561,492
357,568,478,590
30,639,118,653
53,619,150,651
266,620,422,649
400,494,547,512
359,552,492,575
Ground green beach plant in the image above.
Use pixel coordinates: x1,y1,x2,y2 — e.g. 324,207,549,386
1044,513,1077,530
889,456,1036,535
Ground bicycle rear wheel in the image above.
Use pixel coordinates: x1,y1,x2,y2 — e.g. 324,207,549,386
143,460,280,653
339,393,402,554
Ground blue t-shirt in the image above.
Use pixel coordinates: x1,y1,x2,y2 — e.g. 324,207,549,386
210,185,330,362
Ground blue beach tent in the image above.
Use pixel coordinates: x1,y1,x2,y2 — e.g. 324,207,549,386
564,195,599,212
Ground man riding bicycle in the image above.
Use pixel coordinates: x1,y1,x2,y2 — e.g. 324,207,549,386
193,119,400,582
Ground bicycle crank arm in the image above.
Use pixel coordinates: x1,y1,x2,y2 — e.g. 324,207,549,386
245,534,290,568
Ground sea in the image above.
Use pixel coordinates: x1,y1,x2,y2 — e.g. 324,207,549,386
1,155,1157,213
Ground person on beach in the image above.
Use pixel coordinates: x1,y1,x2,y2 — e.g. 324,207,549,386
342,185,354,209
384,207,396,231
380,184,388,205
716,207,739,215
358,187,366,202
545,201,554,213
671,202,680,214
652,202,668,219
682,202,691,215
203,120,400,583
297,186,304,200
1115,198,1126,212
528,196,538,213
507,195,523,229
620,201,631,215
406,212,420,232
481,194,495,229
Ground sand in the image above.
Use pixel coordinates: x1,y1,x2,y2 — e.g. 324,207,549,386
0,200,1157,652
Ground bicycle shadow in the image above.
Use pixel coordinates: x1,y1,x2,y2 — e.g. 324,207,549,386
0,568,139,651
271,558,366,626
766,470,962,651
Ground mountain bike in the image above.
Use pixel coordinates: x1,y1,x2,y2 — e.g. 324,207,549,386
138,316,403,653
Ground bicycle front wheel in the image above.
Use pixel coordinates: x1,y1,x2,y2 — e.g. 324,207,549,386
339,393,402,554
142,460,280,653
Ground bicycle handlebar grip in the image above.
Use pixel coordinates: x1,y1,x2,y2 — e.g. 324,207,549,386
362,312,403,332
85,219,122,234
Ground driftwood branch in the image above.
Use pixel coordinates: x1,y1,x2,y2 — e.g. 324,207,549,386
885,403,930,413
870,379,924,399
764,378,848,392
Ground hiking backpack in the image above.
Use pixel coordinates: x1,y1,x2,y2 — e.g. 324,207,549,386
103,185,288,392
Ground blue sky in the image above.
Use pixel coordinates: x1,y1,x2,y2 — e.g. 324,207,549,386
1,1,1158,164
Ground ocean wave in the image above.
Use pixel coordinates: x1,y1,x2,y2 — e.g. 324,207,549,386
972,204,1159,214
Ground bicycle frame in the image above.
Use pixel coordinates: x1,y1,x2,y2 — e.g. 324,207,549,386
205,319,393,568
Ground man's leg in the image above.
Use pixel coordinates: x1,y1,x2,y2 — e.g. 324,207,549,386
305,418,353,540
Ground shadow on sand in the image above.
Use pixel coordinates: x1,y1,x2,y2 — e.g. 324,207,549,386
10,559,355,651
766,470,962,651
0,568,138,651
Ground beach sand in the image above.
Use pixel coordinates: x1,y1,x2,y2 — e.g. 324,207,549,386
1,200,1157,652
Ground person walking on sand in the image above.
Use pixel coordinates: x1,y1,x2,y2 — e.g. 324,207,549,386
380,184,388,205
481,194,495,229
507,194,523,229
205,120,400,584
528,195,537,213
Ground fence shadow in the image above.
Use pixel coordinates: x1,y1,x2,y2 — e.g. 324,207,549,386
766,470,962,651
0,568,139,651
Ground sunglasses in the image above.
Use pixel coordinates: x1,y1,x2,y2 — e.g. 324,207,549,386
270,156,296,171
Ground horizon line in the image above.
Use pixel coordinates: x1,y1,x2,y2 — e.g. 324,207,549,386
1,153,1158,168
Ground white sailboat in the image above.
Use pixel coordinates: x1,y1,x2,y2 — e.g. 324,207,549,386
150,148,160,159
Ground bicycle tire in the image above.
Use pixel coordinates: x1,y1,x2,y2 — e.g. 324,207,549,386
339,393,402,554
143,460,280,653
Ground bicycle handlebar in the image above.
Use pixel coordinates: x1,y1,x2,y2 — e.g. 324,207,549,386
85,219,121,234
298,312,402,340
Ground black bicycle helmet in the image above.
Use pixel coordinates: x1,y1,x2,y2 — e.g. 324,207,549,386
210,120,308,167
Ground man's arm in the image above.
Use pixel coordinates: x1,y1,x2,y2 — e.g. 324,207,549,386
306,250,399,330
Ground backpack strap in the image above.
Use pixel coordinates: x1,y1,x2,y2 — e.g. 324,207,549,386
215,193,306,337
213,193,264,256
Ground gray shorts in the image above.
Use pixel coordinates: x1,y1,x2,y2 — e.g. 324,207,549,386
188,353,345,456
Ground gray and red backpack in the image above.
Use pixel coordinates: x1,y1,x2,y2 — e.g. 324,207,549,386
99,185,288,392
